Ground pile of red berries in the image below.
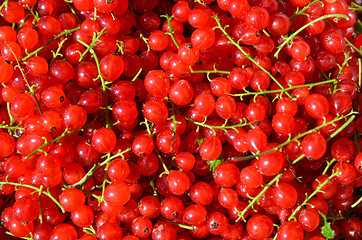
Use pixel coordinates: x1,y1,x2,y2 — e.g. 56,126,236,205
0,0,361,239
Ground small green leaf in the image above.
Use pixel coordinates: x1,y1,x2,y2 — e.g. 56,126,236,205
197,138,205,146
206,154,224,172
321,221,334,239
319,211,335,240
354,19,362,34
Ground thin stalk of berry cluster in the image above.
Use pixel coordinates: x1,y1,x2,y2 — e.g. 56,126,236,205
291,153,307,165
274,14,349,59
349,2,362,11
230,79,337,98
21,26,80,62
0,124,24,130
129,7,151,51
344,37,362,57
158,152,170,176
356,19,362,31
233,112,357,161
236,173,283,222
159,216,194,230
65,164,98,189
91,155,114,205
97,161,111,204
16,14,32,32
26,129,81,158
83,225,97,236
0,0,8,12
351,196,362,208
76,28,112,128
28,7,40,22
90,51,111,128
161,14,180,49
65,148,131,189
354,132,360,154
149,179,159,198
326,114,355,141
326,207,344,224
332,52,352,94
322,158,337,175
77,28,107,62
184,116,252,131
288,170,340,221
66,2,81,24
11,46,44,115
6,102,15,125
142,118,153,136
38,185,44,224
171,68,231,78
290,0,322,19
0,181,65,213
211,15,292,99
131,68,143,82
50,37,68,65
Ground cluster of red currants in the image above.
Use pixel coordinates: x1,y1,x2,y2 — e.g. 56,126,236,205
0,0,361,239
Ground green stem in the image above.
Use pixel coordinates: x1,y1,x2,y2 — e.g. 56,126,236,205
142,118,153,136
6,102,15,125
288,171,339,221
0,124,23,130
50,37,67,65
326,114,355,141
352,196,362,208
184,116,251,131
290,0,322,19
77,28,106,62
0,181,65,213
65,164,99,189
99,161,111,203
66,2,81,24
159,158,170,175
236,173,283,222
171,68,231,78
129,6,151,51
230,79,337,98
26,129,80,158
76,28,111,128
161,14,180,49
28,7,40,22
65,148,130,189
211,15,292,98
322,158,336,175
90,51,111,128
131,68,143,82
233,112,356,161
0,0,8,13
160,217,194,230
345,37,362,57
21,27,80,61
6,231,33,240
38,185,43,224
349,2,362,11
274,14,349,59
17,14,32,32
0,0,7,6
149,179,159,198
291,154,306,165
11,45,44,115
